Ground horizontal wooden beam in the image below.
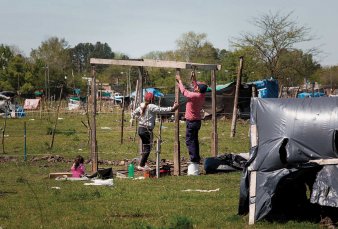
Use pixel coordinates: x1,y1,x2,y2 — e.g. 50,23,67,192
90,58,221,71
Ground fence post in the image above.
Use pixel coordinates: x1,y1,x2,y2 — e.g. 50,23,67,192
24,121,27,161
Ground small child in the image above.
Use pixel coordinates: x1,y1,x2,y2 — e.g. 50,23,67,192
71,155,85,178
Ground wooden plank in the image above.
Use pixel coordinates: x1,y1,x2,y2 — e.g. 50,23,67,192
49,172,72,179
90,58,221,70
309,158,338,165
249,171,257,225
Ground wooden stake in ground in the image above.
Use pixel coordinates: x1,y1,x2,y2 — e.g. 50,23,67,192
156,97,163,178
130,80,138,129
50,85,63,149
120,91,125,144
230,56,244,138
1,106,7,154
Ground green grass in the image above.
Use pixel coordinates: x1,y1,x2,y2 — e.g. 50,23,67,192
0,110,320,228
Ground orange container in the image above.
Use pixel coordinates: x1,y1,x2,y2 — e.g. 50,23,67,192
144,170,150,178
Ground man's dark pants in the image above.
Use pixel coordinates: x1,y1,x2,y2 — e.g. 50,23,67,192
185,120,201,163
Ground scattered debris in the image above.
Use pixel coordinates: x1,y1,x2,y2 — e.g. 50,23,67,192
55,177,89,181
84,179,113,186
49,172,72,179
51,187,61,190
182,188,220,193
100,127,112,130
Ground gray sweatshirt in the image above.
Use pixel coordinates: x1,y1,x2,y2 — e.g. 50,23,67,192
132,103,174,130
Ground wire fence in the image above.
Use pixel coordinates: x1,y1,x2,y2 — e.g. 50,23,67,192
0,97,252,162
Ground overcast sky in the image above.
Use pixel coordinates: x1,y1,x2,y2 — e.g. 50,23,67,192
1,0,337,66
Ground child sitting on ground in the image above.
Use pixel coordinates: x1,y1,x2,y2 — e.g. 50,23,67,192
71,155,85,178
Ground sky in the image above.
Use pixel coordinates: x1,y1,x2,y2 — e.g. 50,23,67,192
1,0,337,66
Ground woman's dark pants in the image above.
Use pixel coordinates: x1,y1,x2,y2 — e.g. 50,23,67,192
138,127,153,167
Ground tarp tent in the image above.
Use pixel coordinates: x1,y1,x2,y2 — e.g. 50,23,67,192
239,97,338,223
23,99,40,110
251,78,278,98
297,92,326,98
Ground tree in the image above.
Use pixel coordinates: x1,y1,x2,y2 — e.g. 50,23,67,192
31,37,71,97
176,31,216,63
218,47,266,83
232,11,316,82
278,50,320,86
70,42,115,74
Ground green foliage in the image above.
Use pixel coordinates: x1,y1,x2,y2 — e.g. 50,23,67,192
0,80,14,91
232,11,317,82
19,82,34,95
0,27,331,99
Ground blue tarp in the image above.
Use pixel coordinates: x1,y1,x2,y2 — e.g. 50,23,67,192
252,78,279,98
297,92,326,98
130,88,164,98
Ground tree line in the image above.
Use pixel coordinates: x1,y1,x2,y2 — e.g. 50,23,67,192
0,11,336,99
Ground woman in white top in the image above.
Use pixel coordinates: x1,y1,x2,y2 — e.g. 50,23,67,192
132,92,179,170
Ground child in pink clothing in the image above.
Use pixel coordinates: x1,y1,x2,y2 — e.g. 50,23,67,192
71,155,85,178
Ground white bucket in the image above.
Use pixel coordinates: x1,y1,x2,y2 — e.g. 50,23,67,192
187,163,199,176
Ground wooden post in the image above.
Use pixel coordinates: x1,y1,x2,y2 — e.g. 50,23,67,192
137,67,144,154
252,85,256,98
156,98,163,179
39,98,42,120
1,113,7,154
90,66,98,173
99,82,102,112
278,85,284,98
174,68,181,176
230,56,243,138
130,80,139,128
120,91,125,144
248,170,257,225
211,70,218,157
50,85,63,149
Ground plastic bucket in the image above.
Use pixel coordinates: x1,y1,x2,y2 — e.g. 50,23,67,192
187,163,199,176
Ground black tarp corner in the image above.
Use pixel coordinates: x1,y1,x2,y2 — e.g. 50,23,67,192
239,97,338,223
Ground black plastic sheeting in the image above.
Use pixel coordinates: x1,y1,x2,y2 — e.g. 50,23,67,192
239,97,338,222
204,153,248,174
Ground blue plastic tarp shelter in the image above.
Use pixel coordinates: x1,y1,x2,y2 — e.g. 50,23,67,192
252,78,279,98
297,92,326,98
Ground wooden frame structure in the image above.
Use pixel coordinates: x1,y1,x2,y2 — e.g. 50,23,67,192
89,58,221,175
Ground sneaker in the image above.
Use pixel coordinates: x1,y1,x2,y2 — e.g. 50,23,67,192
137,165,151,171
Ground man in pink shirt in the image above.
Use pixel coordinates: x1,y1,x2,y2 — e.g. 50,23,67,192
176,71,207,170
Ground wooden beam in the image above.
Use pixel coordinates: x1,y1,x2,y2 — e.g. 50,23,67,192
90,58,221,71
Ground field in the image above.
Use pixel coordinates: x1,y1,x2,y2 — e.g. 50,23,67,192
0,108,320,228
